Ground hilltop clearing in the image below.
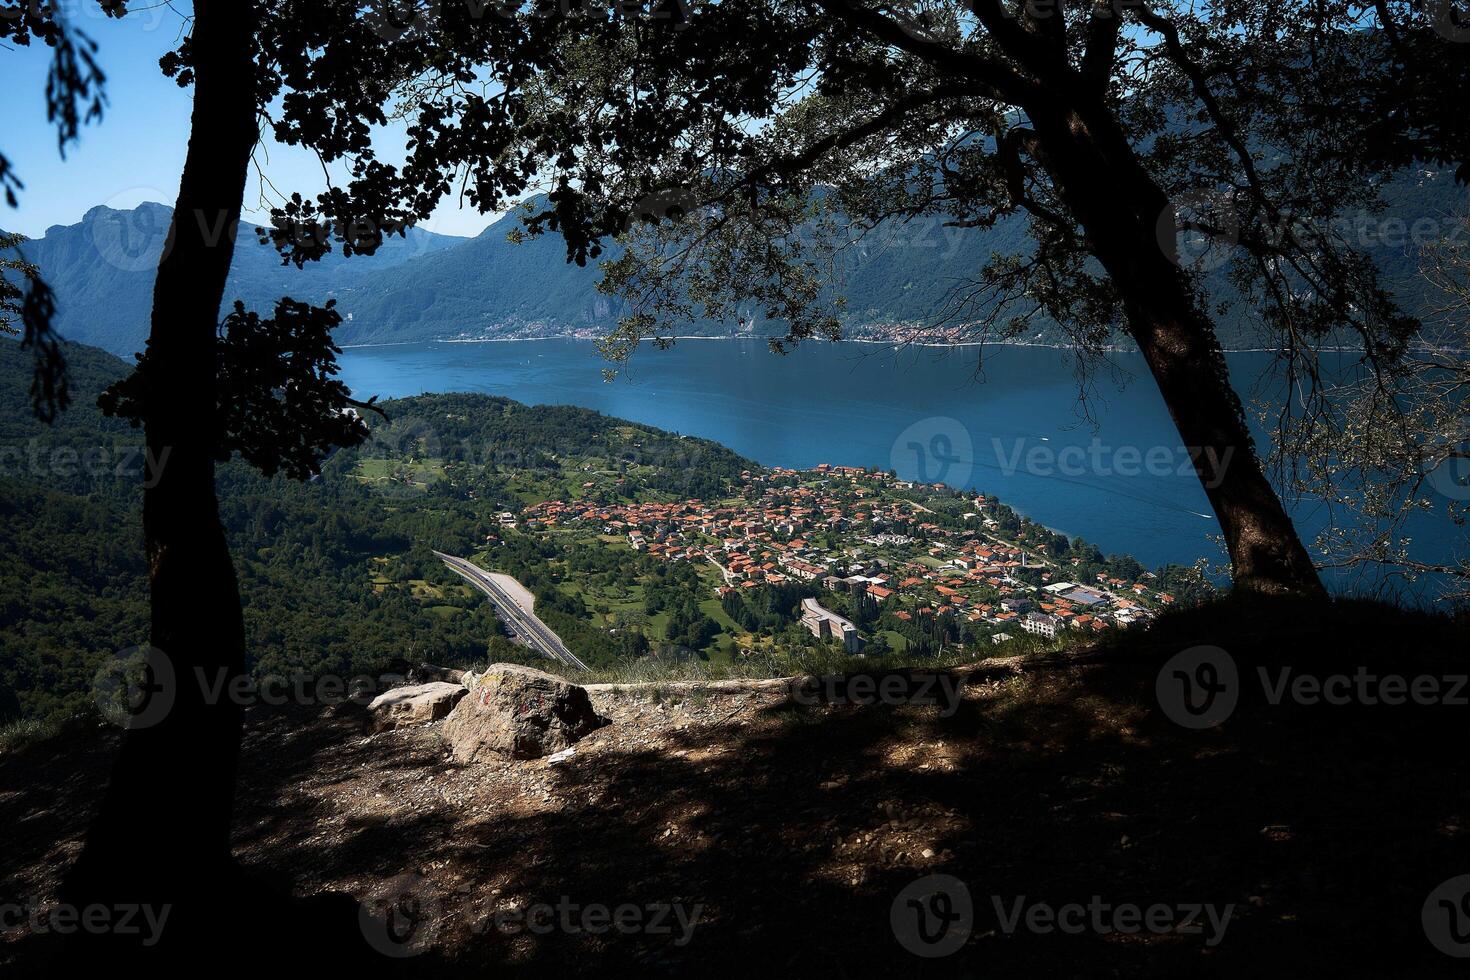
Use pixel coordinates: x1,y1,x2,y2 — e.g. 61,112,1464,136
5,596,1468,975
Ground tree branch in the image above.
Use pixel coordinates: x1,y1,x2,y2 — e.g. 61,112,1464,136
813,0,1038,103
1080,0,1124,90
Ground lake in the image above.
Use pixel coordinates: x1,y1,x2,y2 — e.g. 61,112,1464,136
336,338,1451,592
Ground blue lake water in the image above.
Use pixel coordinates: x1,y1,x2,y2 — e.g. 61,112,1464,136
337,338,1458,593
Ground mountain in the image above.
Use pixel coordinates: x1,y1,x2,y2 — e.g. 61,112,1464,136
0,202,466,354
329,209,620,344
4,166,1461,355
320,185,1044,345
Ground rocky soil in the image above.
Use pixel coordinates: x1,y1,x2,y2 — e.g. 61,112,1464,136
5,617,1470,977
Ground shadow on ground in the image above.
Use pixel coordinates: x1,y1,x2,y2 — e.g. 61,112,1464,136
4,595,1469,976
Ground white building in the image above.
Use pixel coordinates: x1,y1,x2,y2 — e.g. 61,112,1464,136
800,598,865,653
1022,612,1062,639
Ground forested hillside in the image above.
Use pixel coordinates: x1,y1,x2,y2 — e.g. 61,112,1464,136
356,390,753,502
0,339,753,729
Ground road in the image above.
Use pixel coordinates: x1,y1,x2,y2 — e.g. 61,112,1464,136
434,551,589,672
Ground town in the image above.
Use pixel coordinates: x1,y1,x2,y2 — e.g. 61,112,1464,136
513,462,1182,658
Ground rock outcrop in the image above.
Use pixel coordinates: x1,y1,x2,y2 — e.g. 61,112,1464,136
367,681,467,732
443,664,608,761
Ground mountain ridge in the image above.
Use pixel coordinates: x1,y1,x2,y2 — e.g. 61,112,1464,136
1,203,468,354
4,169,1459,356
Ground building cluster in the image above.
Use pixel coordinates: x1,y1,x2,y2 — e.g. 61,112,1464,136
519,465,1173,648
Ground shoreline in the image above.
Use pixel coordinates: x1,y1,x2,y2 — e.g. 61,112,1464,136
341,334,1405,355
328,335,1455,595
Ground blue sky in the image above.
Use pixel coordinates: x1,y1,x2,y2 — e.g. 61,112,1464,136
1,5,494,240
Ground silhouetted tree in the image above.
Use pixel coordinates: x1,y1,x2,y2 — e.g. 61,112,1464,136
61,2,599,943
50,0,377,942
3,0,554,956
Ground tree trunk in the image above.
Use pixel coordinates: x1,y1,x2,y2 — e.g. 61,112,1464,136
1119,265,1324,595
1028,99,1326,597
65,0,259,918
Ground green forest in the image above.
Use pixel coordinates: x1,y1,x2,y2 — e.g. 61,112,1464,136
0,338,755,727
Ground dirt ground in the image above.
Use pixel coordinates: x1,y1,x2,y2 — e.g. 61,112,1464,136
5,613,1470,977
